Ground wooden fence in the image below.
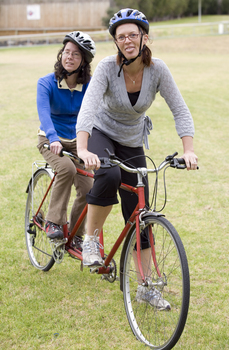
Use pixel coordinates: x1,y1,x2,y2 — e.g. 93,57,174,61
0,0,110,35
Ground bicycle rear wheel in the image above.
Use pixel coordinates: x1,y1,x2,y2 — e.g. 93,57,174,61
25,167,55,271
122,214,190,349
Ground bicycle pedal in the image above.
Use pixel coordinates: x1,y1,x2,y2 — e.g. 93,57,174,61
90,266,100,274
80,261,83,272
51,237,68,249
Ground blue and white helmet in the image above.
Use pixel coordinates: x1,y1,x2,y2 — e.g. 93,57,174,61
63,31,96,63
109,8,149,37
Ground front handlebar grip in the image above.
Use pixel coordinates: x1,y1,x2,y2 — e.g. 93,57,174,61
170,158,186,169
170,158,199,170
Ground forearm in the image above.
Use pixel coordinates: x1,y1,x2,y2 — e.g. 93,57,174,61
182,136,194,153
76,131,90,153
181,136,198,170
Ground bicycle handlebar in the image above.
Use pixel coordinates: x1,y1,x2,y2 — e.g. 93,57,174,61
43,143,84,163
103,148,187,174
43,143,188,174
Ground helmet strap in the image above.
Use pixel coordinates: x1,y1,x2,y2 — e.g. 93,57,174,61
59,58,84,86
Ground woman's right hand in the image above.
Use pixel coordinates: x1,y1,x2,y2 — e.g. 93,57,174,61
77,131,100,170
50,141,63,155
77,149,101,170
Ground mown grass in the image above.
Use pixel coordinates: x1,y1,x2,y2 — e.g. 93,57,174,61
149,14,229,40
151,14,229,25
0,29,229,349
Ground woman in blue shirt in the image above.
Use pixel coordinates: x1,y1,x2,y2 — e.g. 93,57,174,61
37,31,96,248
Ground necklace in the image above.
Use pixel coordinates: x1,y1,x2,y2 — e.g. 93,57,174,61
124,69,143,85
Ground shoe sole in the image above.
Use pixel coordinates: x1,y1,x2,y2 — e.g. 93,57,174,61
47,235,64,239
83,261,103,267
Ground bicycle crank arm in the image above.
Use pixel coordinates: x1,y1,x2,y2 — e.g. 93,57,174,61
90,266,112,275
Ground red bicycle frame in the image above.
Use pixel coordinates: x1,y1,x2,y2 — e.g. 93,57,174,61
33,166,162,283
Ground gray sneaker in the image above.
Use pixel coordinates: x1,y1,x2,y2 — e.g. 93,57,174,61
136,285,171,311
82,231,103,267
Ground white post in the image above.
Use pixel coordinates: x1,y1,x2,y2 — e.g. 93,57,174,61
198,0,202,23
218,23,224,34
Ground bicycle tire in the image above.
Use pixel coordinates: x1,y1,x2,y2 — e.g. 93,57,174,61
25,168,55,271
122,214,190,349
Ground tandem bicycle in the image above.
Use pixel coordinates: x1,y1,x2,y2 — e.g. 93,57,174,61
25,146,190,349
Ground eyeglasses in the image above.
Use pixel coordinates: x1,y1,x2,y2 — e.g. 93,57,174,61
115,33,141,43
62,51,81,59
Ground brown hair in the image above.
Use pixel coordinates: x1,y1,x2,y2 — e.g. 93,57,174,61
54,43,91,85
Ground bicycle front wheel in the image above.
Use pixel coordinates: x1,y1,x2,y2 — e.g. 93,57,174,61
25,168,55,271
122,215,190,349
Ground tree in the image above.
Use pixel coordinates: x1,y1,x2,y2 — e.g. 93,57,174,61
185,0,199,15
151,0,189,19
222,0,229,13
102,6,120,28
103,0,228,23
202,0,217,14
114,0,140,9
139,0,154,19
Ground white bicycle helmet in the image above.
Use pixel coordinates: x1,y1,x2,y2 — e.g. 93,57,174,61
63,31,96,63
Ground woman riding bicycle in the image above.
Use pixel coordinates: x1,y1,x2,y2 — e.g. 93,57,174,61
76,8,198,306
37,31,95,248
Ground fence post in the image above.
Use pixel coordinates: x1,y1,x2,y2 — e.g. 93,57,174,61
218,23,224,35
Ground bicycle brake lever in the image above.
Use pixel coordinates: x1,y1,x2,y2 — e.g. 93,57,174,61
165,152,178,162
100,157,116,169
170,158,186,169
104,148,116,160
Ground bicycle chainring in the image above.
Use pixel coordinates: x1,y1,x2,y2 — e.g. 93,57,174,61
49,238,68,264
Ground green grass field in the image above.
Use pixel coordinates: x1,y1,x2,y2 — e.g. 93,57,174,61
0,27,229,349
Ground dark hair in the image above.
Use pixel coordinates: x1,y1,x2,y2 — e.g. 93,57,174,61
54,43,91,85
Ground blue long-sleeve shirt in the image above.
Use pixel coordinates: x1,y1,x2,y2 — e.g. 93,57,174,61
37,72,89,143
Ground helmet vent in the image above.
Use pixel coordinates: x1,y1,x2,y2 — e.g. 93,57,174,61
117,11,122,18
127,9,133,17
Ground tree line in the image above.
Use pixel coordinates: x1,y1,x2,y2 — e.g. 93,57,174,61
103,0,229,26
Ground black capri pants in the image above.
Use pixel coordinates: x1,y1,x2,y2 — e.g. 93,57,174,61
87,128,150,249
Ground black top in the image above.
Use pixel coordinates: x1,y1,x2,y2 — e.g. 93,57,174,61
128,91,140,106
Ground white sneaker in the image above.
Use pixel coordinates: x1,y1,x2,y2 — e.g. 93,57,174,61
136,285,171,311
82,231,103,267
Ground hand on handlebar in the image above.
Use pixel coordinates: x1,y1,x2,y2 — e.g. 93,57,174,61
77,149,101,170
182,151,198,171
50,141,63,155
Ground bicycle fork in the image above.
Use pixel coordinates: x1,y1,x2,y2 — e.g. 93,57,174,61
135,172,163,286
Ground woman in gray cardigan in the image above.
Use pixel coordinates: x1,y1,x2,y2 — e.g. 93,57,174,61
76,8,198,308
